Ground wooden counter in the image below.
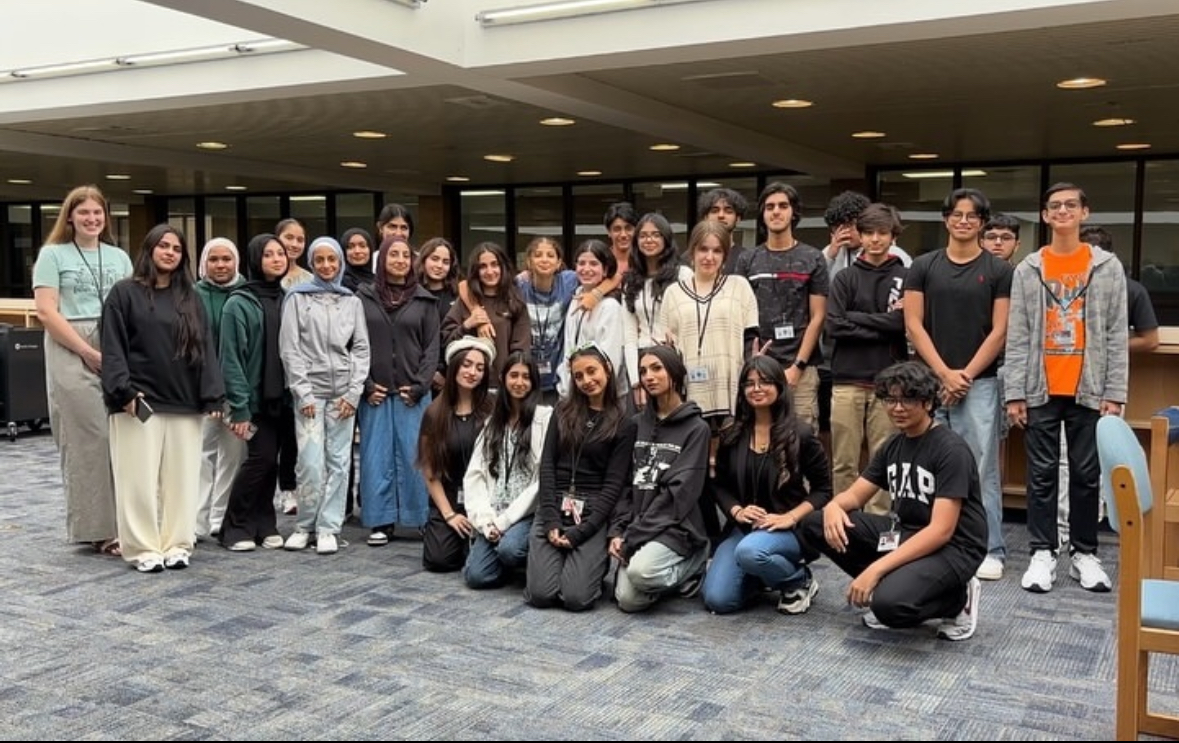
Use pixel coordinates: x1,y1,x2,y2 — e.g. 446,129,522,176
0,299,40,329
1001,328,1179,508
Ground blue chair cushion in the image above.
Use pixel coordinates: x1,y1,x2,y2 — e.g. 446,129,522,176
1157,406,1179,446
1097,416,1153,530
1142,579,1179,631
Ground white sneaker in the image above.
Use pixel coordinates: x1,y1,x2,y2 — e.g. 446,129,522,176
1021,550,1057,593
862,610,887,630
227,540,256,552
1069,552,1112,592
281,492,298,515
777,577,819,615
284,530,311,551
136,558,165,573
937,577,981,641
261,535,285,550
316,532,338,555
976,555,1005,581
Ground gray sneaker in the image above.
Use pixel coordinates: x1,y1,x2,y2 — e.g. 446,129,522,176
862,610,887,630
777,577,819,615
937,577,981,641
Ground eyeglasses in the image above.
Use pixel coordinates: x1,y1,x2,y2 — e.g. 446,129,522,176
982,232,1017,243
879,396,922,408
1045,200,1083,212
637,232,663,242
947,211,982,224
743,378,772,390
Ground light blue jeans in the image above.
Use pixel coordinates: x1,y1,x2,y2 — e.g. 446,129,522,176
935,376,1003,559
701,528,809,614
358,393,430,529
293,398,355,535
463,518,532,589
614,540,709,613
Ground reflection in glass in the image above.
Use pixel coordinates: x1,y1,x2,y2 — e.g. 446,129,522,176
1142,160,1179,295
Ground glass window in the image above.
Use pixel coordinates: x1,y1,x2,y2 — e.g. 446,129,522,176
696,176,758,250
336,193,376,238
107,202,132,255
290,195,328,243
40,204,60,249
204,197,238,249
962,165,1041,264
4,205,34,297
762,173,837,250
167,197,197,251
876,170,951,258
1141,160,1179,296
632,181,690,247
245,196,281,243
515,187,564,267
1048,162,1136,268
458,190,507,268
572,183,626,246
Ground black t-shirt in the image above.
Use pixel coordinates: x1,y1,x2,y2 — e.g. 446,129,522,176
735,242,830,365
903,249,1013,378
443,414,483,505
1127,278,1159,333
862,424,987,581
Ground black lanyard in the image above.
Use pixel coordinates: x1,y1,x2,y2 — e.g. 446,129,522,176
640,279,660,337
691,276,723,359
73,240,105,300
528,284,557,352
566,410,601,496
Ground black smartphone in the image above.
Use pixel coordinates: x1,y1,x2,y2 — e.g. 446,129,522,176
134,398,154,423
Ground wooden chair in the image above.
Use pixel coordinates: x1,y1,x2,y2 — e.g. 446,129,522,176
1097,415,1179,740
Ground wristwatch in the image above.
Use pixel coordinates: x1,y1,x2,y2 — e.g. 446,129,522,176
793,358,808,370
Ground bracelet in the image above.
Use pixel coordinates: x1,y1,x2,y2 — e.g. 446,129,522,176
444,512,458,522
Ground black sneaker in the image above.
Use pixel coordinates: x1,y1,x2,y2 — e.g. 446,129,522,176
678,573,703,599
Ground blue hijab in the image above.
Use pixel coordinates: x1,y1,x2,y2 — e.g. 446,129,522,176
286,237,352,296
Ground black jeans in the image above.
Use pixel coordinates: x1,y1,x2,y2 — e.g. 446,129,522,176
220,413,281,546
1024,396,1101,555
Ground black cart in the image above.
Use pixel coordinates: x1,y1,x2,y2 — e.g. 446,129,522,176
0,324,50,441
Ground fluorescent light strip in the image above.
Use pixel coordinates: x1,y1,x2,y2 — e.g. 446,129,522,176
476,0,708,26
388,0,423,7
901,169,987,180
10,38,303,80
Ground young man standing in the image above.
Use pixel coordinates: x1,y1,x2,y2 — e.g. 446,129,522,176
825,204,909,515
798,361,986,641
604,201,638,280
736,182,829,428
1005,183,1127,594
698,187,750,274
904,188,1012,580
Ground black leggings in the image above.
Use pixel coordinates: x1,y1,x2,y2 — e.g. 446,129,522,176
277,403,298,492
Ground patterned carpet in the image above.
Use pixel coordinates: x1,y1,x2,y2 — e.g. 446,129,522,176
1,430,1175,740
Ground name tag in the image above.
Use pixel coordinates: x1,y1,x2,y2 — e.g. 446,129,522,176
537,361,552,376
561,494,586,524
688,366,710,383
774,325,795,341
877,530,899,552
457,488,465,505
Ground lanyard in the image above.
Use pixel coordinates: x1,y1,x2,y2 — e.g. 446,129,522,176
691,277,722,359
566,410,600,495
640,279,660,339
73,240,105,300
528,283,557,352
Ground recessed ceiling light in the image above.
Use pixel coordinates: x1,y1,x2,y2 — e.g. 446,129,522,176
484,154,515,163
132,188,153,195
1057,77,1106,89
908,153,939,160
1116,143,1151,151
352,130,387,139
728,162,756,168
577,170,602,177
225,185,248,191
1093,117,1136,127
649,143,680,152
851,131,886,139
105,174,131,180
340,161,367,168
771,99,813,109
196,141,229,150
446,176,471,182
7,178,32,185
540,117,576,126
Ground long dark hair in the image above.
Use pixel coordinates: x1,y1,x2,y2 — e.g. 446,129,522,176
721,355,800,487
417,345,494,477
467,242,524,314
132,224,206,365
375,236,418,311
482,351,541,479
416,237,459,294
622,213,681,313
639,345,687,416
556,344,623,451
275,217,307,269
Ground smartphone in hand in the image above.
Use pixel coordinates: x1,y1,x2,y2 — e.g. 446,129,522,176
134,398,154,423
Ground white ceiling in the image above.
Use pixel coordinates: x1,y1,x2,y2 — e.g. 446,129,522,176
1,0,1177,204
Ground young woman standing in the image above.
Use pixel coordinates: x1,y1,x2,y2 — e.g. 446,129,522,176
356,236,438,546
441,242,530,382
462,353,553,588
101,225,225,572
418,337,496,572
275,217,311,515
556,240,626,397
416,237,459,393
341,227,376,293
279,237,370,555
701,356,832,615
515,237,578,404
32,185,133,556
525,344,636,611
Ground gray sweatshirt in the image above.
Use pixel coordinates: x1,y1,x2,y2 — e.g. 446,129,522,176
279,291,371,410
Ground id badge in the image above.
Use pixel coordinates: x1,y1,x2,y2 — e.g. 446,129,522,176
688,366,710,383
877,530,900,552
774,325,795,341
457,488,465,505
1053,325,1076,348
560,494,586,524
537,361,552,376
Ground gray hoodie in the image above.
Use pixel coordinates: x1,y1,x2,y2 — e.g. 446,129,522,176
1003,244,1128,410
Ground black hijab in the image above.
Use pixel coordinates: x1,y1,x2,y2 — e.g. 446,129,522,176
240,233,286,406
341,227,376,292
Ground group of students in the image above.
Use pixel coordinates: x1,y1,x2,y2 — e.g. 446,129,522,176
33,175,1147,643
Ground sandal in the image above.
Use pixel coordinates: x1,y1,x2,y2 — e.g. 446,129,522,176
94,538,122,557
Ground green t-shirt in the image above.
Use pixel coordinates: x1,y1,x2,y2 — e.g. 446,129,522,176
32,242,134,320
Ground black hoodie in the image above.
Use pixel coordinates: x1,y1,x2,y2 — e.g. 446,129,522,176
825,254,908,385
611,400,710,558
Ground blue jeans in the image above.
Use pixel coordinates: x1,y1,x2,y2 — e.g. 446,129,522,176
935,376,1003,559
463,518,532,589
701,528,809,614
358,393,430,529
293,398,355,535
